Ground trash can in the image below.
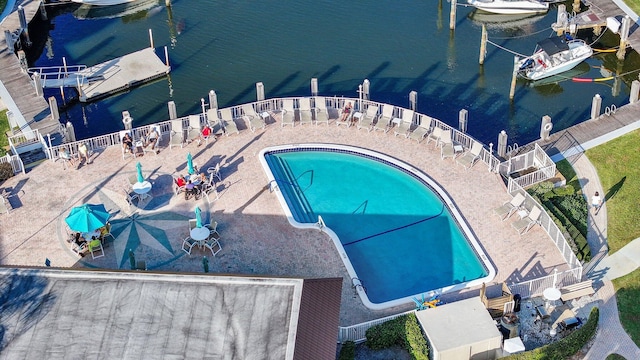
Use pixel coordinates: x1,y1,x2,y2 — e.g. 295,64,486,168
513,294,521,312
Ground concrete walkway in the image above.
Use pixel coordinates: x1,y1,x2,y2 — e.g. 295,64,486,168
570,154,640,359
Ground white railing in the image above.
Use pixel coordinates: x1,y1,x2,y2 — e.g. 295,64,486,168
0,154,25,174
508,179,583,270
508,267,582,299
28,65,87,89
337,310,414,343
499,143,556,188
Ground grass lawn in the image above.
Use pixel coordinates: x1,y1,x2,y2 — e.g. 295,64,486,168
0,110,9,157
0,0,7,14
623,0,640,16
587,129,640,347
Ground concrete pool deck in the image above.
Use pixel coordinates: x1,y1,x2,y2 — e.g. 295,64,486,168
0,119,570,325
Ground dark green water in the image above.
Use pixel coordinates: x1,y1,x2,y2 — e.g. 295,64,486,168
28,0,640,145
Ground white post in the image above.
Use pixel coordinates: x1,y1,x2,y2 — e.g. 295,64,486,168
256,82,265,101
409,91,418,111
168,101,177,119
630,80,640,104
497,130,508,158
363,79,370,100
458,109,468,133
201,98,206,115
149,28,154,48
209,90,218,109
311,78,318,96
591,94,602,120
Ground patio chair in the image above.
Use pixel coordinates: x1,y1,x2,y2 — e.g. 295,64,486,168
312,96,332,125
408,117,433,143
219,108,240,136
356,105,379,132
202,182,220,203
169,119,184,149
335,100,354,128
181,236,199,255
206,108,225,136
439,130,456,160
456,141,484,170
88,239,104,259
0,197,12,215
143,125,161,155
207,163,222,182
100,222,115,243
188,218,198,231
186,115,201,144
425,126,443,146
299,98,313,125
493,193,525,221
242,104,265,132
120,131,135,159
281,99,296,127
203,237,222,257
374,104,394,133
393,109,414,137
512,206,542,235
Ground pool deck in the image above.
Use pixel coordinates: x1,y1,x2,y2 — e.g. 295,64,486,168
0,118,570,326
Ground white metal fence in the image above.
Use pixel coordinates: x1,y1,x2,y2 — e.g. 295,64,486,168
337,310,415,343
498,143,556,189
0,153,25,175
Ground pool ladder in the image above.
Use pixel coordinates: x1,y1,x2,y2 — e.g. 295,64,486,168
352,278,367,294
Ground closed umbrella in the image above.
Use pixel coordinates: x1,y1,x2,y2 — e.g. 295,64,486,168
187,152,195,175
65,204,110,233
129,249,136,270
136,161,144,183
195,206,202,228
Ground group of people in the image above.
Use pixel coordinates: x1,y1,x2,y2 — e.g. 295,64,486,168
68,224,110,257
175,172,210,200
59,142,91,169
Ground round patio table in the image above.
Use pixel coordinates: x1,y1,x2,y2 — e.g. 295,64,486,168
543,287,561,308
190,227,210,248
132,181,152,200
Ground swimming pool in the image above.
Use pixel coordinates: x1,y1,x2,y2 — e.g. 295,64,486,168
259,144,495,310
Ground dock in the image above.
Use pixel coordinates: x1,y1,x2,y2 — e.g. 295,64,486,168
75,47,171,102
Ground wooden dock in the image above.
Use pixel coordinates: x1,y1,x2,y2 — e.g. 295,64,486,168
0,1,59,137
76,47,171,102
582,0,640,51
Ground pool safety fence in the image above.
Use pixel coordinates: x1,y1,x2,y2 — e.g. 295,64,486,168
337,309,415,343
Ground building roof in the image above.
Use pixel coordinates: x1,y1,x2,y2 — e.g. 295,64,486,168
415,297,501,353
0,267,341,360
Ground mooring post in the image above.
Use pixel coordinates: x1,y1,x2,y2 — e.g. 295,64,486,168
556,5,567,36
572,0,580,13
4,30,13,53
165,0,171,7
18,6,31,47
208,90,218,109
497,130,508,158
168,101,177,119
458,109,468,133
33,72,43,96
590,94,602,120
48,96,59,122
311,78,318,96
39,1,47,21
449,0,456,30
122,111,133,130
200,98,206,115
630,80,640,104
256,82,265,101
363,79,370,100
479,24,487,65
62,56,68,74
617,16,631,60
409,91,418,111
66,121,76,143
149,28,154,48
164,46,170,67
509,56,519,100
540,115,552,141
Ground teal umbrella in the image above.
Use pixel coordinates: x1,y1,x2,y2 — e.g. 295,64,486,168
129,249,136,270
65,204,110,233
187,153,195,175
195,206,202,228
136,161,144,183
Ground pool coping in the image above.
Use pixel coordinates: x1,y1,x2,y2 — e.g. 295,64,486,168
258,143,496,310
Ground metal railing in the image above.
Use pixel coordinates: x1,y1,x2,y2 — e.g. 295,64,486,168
0,154,25,175
28,65,87,89
508,267,582,299
337,309,414,343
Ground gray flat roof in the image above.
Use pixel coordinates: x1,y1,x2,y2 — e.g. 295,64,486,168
0,268,308,359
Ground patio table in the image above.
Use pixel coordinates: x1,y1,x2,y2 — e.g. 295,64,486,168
190,227,210,248
132,181,152,200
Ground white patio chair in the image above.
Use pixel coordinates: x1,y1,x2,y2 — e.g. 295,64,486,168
181,236,198,255
206,108,225,136
374,104,394,133
408,117,432,143
186,115,201,143
207,163,222,182
313,96,332,125
281,99,296,127
393,109,414,137
169,119,184,149
356,105,379,132
299,98,313,125
242,104,265,132
219,108,240,136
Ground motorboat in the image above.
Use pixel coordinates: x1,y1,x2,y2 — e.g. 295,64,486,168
467,9,546,29
518,36,593,81
71,0,136,6
466,0,549,15
73,0,160,20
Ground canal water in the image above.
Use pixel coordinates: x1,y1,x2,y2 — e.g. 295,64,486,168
26,0,640,145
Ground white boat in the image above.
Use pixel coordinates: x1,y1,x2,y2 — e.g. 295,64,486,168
518,36,593,81
71,0,136,6
74,0,160,20
467,0,549,15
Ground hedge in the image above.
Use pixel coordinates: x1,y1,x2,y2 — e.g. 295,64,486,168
365,313,429,360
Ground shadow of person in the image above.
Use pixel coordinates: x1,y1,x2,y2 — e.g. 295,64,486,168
605,176,626,202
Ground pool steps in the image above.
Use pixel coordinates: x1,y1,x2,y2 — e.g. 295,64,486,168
264,155,315,223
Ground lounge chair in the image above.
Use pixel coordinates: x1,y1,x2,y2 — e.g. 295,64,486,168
186,115,201,143
493,193,525,220
242,104,265,132
299,98,313,125
219,108,240,136
393,109,414,137
143,125,161,155
335,100,354,128
425,127,443,147
356,105,379,132
408,117,432,143
512,206,542,235
120,130,136,158
313,96,331,125
0,197,12,215
206,108,225,136
169,120,184,149
439,130,456,160
374,105,394,133
281,99,296,127
456,141,484,170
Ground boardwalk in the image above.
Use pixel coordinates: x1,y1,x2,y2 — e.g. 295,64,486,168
584,0,640,51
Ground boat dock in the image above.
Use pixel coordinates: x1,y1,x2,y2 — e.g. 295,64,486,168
73,47,171,102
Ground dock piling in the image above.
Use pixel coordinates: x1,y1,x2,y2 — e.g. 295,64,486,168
48,97,59,122
572,0,580,13
591,94,602,120
616,16,631,60
540,115,552,141
18,6,31,47
256,82,265,101
458,109,468,133
409,91,418,111
39,0,47,21
509,56,519,100
18,50,27,72
149,29,154,49
4,30,14,53
363,79,370,100
209,90,218,110
630,80,639,104
555,5,567,36
311,78,318,96
449,0,456,30
32,72,43,97
497,130,508,158
66,121,76,143
164,46,170,67
122,111,133,130
168,101,177,119
479,25,487,65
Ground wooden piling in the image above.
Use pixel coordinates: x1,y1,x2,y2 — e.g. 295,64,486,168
479,25,487,65
591,94,602,120
540,115,552,140
556,5,567,36
572,0,580,13
149,28,154,49
630,80,640,104
310,78,318,96
509,56,519,100
208,90,218,110
458,109,468,133
168,101,177,119
256,82,264,101
165,0,171,7
617,16,630,60
449,0,456,30
409,91,418,111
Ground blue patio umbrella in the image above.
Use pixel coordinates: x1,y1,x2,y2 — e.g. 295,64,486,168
65,204,110,233
195,206,202,228
187,152,195,175
136,161,144,183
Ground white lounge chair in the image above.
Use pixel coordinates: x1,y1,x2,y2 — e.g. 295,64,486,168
242,104,265,132
512,206,542,235
393,109,414,137
281,99,296,127
374,105,394,133
439,130,456,160
219,108,240,136
143,125,161,155
120,130,136,159
425,127,443,147
357,105,379,132
186,115,201,143
299,98,313,125
206,109,225,136
408,117,432,143
335,100,354,128
456,141,484,170
169,120,184,149
493,193,525,220
313,96,330,125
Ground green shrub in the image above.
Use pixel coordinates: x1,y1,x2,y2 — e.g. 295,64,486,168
504,307,599,360
0,162,13,182
365,313,429,360
605,354,627,360
338,340,356,360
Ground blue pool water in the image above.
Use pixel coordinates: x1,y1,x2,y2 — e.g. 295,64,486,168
261,145,495,309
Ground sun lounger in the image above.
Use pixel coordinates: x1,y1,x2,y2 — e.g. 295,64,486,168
168,121,184,149
186,115,201,143
281,99,296,127
493,193,525,220
299,98,313,125
356,105,379,132
335,100,354,128
393,109,414,137
219,108,240,136
373,105,394,133
456,141,484,170
206,108,225,136
313,96,333,125
242,104,265,132
512,206,542,235
425,127,443,147
439,130,457,160
408,117,432,143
